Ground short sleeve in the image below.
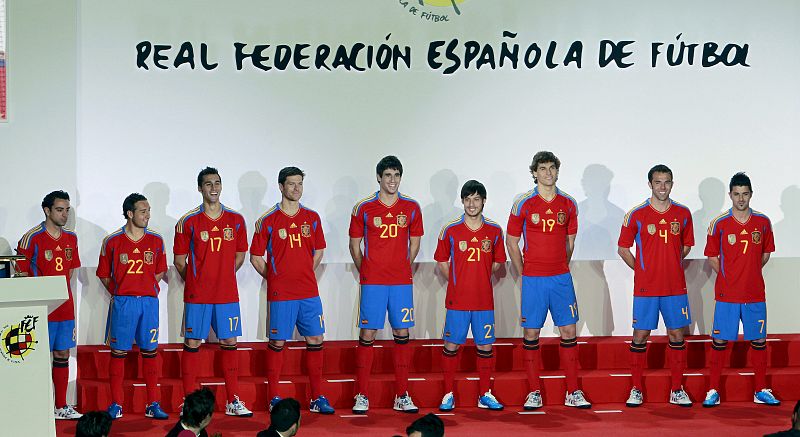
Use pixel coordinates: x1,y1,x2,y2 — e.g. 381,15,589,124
250,218,268,256
618,213,637,248
235,215,248,252
349,205,365,238
493,228,507,263
433,228,451,262
313,213,327,250
682,211,695,247
96,237,112,278
703,221,721,257
410,203,424,237
174,218,191,256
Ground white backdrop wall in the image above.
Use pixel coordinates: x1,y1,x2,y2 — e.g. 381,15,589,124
1,1,799,349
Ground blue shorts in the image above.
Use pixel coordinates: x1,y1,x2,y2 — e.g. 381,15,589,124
104,296,159,351
520,273,579,329
48,319,76,351
712,301,767,341
358,284,414,330
443,309,495,346
183,302,242,340
632,295,691,330
268,296,325,341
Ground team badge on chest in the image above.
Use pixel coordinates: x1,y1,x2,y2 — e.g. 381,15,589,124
751,230,762,244
44,250,53,261
647,224,656,235
65,248,73,261
301,224,311,238
223,227,234,241
670,221,680,235
200,231,209,242
144,250,154,264
481,239,492,253
278,229,288,239
397,213,408,228
727,234,736,245
119,253,128,264
557,211,567,225
531,213,540,224
459,241,468,252
373,217,382,227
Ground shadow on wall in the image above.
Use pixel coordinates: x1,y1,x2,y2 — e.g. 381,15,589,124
237,171,270,341
72,190,110,345
774,185,800,257
0,207,11,255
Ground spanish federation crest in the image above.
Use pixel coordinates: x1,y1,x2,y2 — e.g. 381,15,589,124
647,224,656,235
531,213,540,224
144,250,154,264
481,238,492,253
301,224,311,238
459,241,468,252
752,230,762,244
200,231,209,242
557,211,567,225
397,213,408,228
727,234,736,245
223,227,234,241
373,216,382,227
670,221,680,235
64,248,73,261
44,250,53,261
119,253,128,264
278,229,288,239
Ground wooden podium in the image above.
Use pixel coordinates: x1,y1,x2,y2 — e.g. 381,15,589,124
0,275,68,436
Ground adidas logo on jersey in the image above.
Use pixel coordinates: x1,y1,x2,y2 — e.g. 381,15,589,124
133,248,141,254
56,246,63,251
212,226,219,231
386,212,394,217
290,223,298,228
740,229,748,235
545,209,553,214
471,237,479,242
659,219,667,224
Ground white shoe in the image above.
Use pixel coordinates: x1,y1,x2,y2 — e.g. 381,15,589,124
523,390,542,410
626,388,643,407
352,393,369,414
565,390,592,409
439,392,455,412
225,395,253,417
393,392,419,413
54,405,82,420
669,387,692,407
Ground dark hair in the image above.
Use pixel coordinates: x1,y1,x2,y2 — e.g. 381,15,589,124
529,151,560,175
648,164,673,183
729,172,752,192
41,190,70,211
376,155,403,177
122,193,147,219
182,388,215,428
270,398,301,432
461,179,487,200
794,399,800,417
406,413,444,437
197,167,220,187
278,166,305,185
75,411,112,437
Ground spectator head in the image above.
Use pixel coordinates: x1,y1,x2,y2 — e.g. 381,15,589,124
75,411,112,437
182,388,215,431
270,398,301,436
406,413,444,437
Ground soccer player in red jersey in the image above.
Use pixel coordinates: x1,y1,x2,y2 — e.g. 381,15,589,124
174,167,252,417
250,167,334,415
349,155,424,414
97,193,169,420
702,172,780,407
15,190,83,420
506,151,590,409
618,164,694,407
434,180,506,412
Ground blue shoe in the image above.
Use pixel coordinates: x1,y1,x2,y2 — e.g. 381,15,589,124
754,389,781,406
439,392,455,412
107,402,123,420
269,396,282,412
145,401,169,420
310,395,335,414
478,390,504,411
702,389,720,408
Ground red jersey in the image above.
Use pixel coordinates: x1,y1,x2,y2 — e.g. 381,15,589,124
173,205,248,304
15,223,81,321
96,228,168,297
434,215,506,310
349,192,424,285
250,204,326,301
704,209,774,303
507,187,578,277
618,199,694,297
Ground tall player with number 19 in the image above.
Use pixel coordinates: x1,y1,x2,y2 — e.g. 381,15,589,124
174,167,252,417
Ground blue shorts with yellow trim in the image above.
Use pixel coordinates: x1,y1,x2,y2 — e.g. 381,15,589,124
183,302,242,340
105,295,159,351
632,295,691,330
443,309,495,346
48,319,76,351
358,284,414,330
520,273,579,328
712,301,767,341
268,296,325,341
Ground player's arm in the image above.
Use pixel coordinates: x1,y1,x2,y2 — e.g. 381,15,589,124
618,246,636,270
349,237,363,271
762,252,771,267
313,248,324,270
409,236,421,264
155,272,166,283
174,254,187,280
99,277,112,291
250,254,268,278
492,262,502,273
566,234,576,263
437,261,449,280
506,235,523,275
707,256,720,273
234,251,246,271
682,246,691,258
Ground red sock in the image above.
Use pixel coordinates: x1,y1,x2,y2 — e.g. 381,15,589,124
355,339,374,397
751,341,768,391
709,342,727,391
221,345,240,402
477,350,494,395
267,343,284,400
523,339,541,392
393,335,411,396
53,357,70,407
306,344,324,399
630,341,647,390
560,338,579,393
109,352,126,405
441,348,458,394
668,340,687,391
142,350,160,403
181,344,200,396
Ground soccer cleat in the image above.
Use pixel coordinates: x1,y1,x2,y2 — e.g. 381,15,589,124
309,395,335,414
523,390,543,410
268,396,282,412
478,390,504,410
393,392,419,413
145,401,169,419
669,387,692,407
55,405,83,420
626,388,643,407
702,389,720,408
754,389,781,406
225,395,253,417
439,392,455,412
352,393,369,415
106,403,123,420
564,390,592,409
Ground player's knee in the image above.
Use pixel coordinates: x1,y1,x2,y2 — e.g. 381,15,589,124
359,329,377,342
393,333,410,345
52,349,70,359
268,340,285,352
522,338,540,351
711,340,728,351
358,337,374,348
750,340,767,350
558,324,577,338
306,335,324,345
667,329,684,343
